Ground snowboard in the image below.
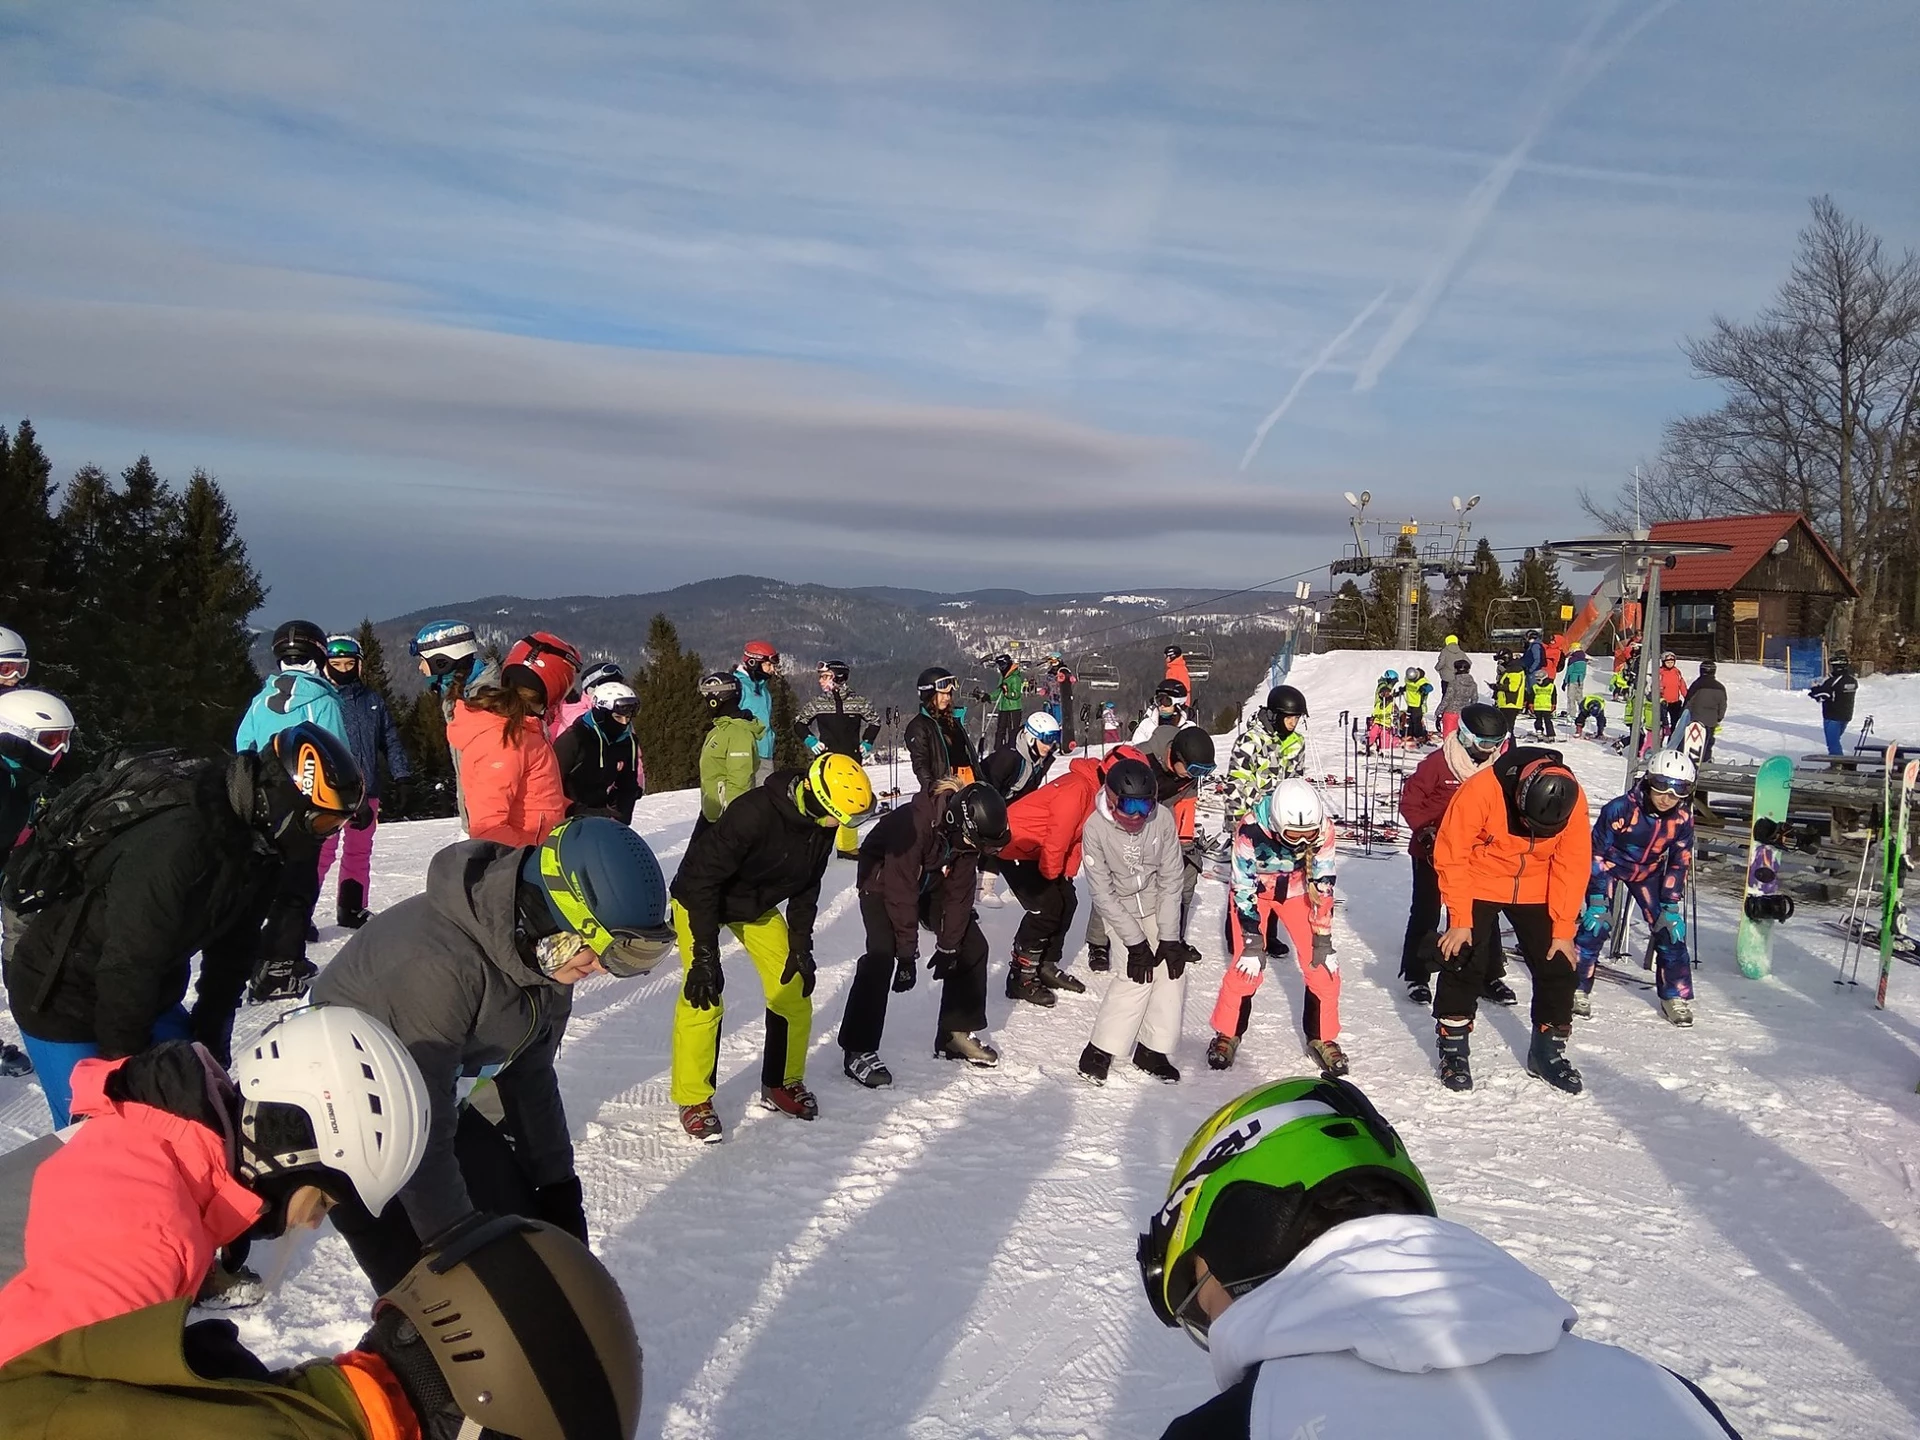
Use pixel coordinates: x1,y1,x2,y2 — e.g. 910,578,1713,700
1681,721,1707,764
1874,758,1917,1009
1735,755,1796,979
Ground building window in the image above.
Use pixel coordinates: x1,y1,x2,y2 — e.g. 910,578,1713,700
1664,601,1715,635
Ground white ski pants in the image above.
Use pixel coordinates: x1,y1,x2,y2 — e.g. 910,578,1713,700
1088,916,1187,1057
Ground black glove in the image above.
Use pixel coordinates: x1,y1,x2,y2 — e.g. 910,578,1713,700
360,1305,467,1440
892,955,918,993
349,800,376,831
1126,941,1157,985
1311,932,1335,968
386,779,409,816
928,948,961,980
532,1176,590,1244
782,948,817,998
1155,939,1187,979
683,945,724,1009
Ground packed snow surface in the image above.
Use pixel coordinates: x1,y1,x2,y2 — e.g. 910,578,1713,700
4,654,1920,1438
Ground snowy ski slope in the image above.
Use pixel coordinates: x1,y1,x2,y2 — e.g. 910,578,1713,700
4,653,1919,1438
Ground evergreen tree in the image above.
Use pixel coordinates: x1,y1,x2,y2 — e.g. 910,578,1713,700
355,617,397,702
770,670,808,771
1327,580,1369,650
168,469,266,751
0,420,72,689
1448,538,1508,651
632,614,705,791
400,692,455,817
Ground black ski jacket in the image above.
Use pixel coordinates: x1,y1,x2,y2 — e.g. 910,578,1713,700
795,687,880,759
1808,669,1857,723
554,713,642,825
1,756,280,1065
1683,677,1728,730
855,791,979,959
980,733,1057,803
904,709,978,790
671,771,832,959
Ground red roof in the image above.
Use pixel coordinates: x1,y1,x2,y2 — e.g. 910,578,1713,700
1647,513,1859,597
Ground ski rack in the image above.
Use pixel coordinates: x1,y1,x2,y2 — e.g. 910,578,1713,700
1333,708,1408,857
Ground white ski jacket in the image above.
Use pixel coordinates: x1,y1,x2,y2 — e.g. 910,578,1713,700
1188,1213,1737,1439
1078,794,1184,951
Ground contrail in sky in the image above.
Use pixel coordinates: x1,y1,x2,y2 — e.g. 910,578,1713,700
1239,286,1392,471
1352,0,1680,393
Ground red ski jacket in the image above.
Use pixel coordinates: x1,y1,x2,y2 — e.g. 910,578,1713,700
1001,749,1146,880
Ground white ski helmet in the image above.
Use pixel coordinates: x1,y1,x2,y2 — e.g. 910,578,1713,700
234,1005,430,1219
1258,777,1325,841
0,688,75,770
0,625,27,683
587,678,638,714
1644,749,1697,793
1023,710,1062,744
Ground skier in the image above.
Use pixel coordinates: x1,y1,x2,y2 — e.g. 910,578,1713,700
669,753,874,1141
978,709,1062,905
546,657,623,741
1397,705,1511,1007
1435,632,1468,676
1048,655,1077,751
1077,757,1192,1085
735,639,781,784
0,688,74,851
445,632,578,847
1494,655,1527,715
1521,628,1546,680
904,666,979,789
1573,693,1608,740
796,658,881,858
1529,667,1558,740
1088,728,1216,971
311,815,671,1289
1401,666,1433,744
981,653,1027,752
1102,703,1121,745
1432,749,1591,1093
0,626,27,691
3,723,363,1122
1563,645,1590,718
0,1214,639,1440
1658,651,1687,737
1225,685,1308,821
1140,1077,1747,1438
1131,677,1192,755
408,618,499,827
554,675,643,824
1573,751,1697,1025
0,1006,427,1367
1436,657,1476,738
1164,644,1194,702
1809,652,1858,755
1208,778,1345,1076
1367,671,1402,751
695,669,767,841
1684,659,1727,762
839,780,1010,1087
317,634,412,931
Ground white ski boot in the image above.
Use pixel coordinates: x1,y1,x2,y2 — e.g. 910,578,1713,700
1570,989,1592,1019
1660,996,1694,1027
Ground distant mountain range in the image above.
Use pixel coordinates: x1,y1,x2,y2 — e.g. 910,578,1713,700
369,574,1307,729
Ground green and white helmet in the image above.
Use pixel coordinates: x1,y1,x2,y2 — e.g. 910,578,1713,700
1137,1077,1434,1343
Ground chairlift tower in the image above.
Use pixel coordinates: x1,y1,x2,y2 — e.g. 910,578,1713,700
1327,491,1481,650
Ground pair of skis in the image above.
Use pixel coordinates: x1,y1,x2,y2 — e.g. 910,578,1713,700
1874,747,1916,1009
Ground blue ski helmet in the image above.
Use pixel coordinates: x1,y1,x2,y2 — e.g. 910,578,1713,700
522,818,673,976
1381,670,1399,682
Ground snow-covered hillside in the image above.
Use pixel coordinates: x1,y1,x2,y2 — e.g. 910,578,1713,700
4,654,1920,1438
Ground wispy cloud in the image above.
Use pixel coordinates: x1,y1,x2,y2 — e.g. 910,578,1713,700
1239,287,1392,470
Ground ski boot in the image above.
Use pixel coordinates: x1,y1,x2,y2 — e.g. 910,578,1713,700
249,958,317,1005
1205,1033,1239,1071
843,1051,893,1088
1037,959,1086,994
195,1256,265,1310
1087,943,1111,974
761,1080,820,1120
0,1042,34,1078
1006,957,1056,1008
1571,989,1593,1019
1526,1026,1584,1094
304,922,320,944
1660,997,1694,1028
1077,1043,1112,1086
977,873,1005,907
1436,1021,1473,1092
1265,936,1291,959
936,1031,1000,1067
679,1102,723,1144
1405,980,1432,1006
1132,1045,1180,1083
337,881,372,930
1481,976,1519,1006
1307,1038,1349,1078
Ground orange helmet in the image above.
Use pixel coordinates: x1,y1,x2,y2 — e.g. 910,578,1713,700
265,722,365,838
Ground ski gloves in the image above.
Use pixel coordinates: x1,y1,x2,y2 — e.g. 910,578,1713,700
532,1176,591,1244
1311,932,1335,968
361,1305,468,1440
1129,940,1199,983
684,945,724,1009
892,955,918,992
782,947,817,998
1234,950,1265,977
1126,941,1156,984
1658,902,1685,943
1156,939,1191,978
928,949,962,980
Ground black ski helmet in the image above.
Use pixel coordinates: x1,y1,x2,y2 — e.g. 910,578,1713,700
1513,757,1580,837
260,721,365,841
1263,685,1307,722
1164,645,1183,660
1155,677,1189,704
697,670,742,710
272,620,329,669
819,658,851,686
917,666,957,696
991,653,1014,675
1104,756,1156,803
1457,703,1510,752
942,782,1011,855
1453,657,1472,673
1699,660,1717,676
1832,653,1851,670
1169,727,1217,769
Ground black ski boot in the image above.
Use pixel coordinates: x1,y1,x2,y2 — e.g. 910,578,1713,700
936,1031,1000,1067
1405,980,1432,1006
1481,976,1519,1006
1087,944,1111,974
1132,1045,1180,1083
0,1042,33,1078
1436,1021,1473,1092
337,880,371,930
1205,1033,1238,1070
1037,959,1086,994
1526,1026,1583,1094
843,1050,893,1088
1006,956,1056,1008
304,922,320,944
1078,1043,1112,1085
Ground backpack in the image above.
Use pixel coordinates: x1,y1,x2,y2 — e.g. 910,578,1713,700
1,747,213,916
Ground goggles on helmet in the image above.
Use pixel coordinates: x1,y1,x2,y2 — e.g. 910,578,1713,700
20,726,73,760
0,658,31,683
1461,731,1503,755
1116,794,1155,820
1280,824,1319,847
536,830,675,977
1646,773,1694,799
930,676,958,693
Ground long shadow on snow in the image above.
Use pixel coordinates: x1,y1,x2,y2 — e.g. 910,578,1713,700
1585,1059,1920,1429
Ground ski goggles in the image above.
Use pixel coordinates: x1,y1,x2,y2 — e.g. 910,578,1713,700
537,834,675,977
1280,825,1320,847
1181,761,1217,779
1461,733,1504,756
1646,774,1695,799
0,658,29,683
604,697,639,717
928,676,958,693
1116,795,1155,820
17,724,73,761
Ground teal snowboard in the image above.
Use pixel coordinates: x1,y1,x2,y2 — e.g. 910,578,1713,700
1736,755,1795,979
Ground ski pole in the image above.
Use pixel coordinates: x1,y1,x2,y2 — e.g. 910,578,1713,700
1837,832,1874,985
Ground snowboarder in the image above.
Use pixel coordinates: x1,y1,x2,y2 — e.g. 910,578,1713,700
1809,653,1858,755
445,632,578,848
1684,660,1727,762
735,639,781,785
905,666,979,789
1529,668,1558,740
669,753,874,1141
980,653,1027,752
1131,677,1192,755
1658,651,1687,737
838,780,1009,1087
554,675,644,824
1209,778,1345,1076
1573,750,1697,1025
1432,749,1591,1093
1401,667,1433,744
0,1006,427,1367
1077,757,1192,1086
0,626,27,691
317,634,412,930
312,815,672,1289
694,670,767,841
3,722,363,1121
1437,657,1476,738
1397,704,1510,1007
796,658,881,859
1087,728,1215,970
408,618,500,827
1367,671,1402,751
1140,1076,1747,1438
0,688,74,852
1225,685,1308,821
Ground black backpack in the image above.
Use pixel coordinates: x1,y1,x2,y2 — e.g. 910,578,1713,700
1,747,214,916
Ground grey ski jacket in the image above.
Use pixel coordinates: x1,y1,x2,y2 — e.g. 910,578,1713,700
1439,671,1478,716
1078,793,1184,950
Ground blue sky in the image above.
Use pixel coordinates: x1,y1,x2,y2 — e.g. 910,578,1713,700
3,1,1917,621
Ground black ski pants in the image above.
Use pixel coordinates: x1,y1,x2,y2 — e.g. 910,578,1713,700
994,709,1022,752
254,829,322,977
1001,860,1078,966
839,891,989,1054
1400,850,1443,984
1433,899,1575,1031
1058,684,1076,750
329,1104,538,1294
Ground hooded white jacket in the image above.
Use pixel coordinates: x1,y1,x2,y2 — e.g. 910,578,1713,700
1173,1213,1737,1439
1079,793,1184,950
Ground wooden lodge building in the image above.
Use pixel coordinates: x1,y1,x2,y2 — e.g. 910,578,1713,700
1647,513,1859,663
